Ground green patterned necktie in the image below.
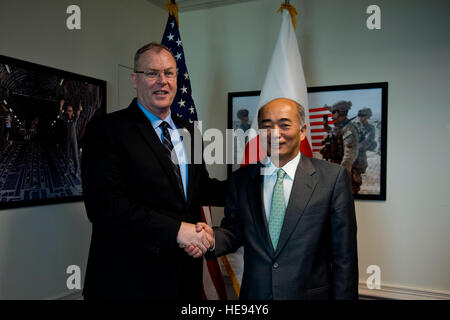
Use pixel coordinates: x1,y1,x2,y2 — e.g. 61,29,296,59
269,168,286,250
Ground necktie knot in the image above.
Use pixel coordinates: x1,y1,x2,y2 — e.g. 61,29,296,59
277,168,286,180
160,121,173,151
160,121,170,130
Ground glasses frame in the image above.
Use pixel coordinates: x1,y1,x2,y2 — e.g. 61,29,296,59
134,69,178,80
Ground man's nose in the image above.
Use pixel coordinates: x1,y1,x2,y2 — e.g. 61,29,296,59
156,73,168,83
270,128,281,140
273,127,281,136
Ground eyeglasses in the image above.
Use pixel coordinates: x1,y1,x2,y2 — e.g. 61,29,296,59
134,69,177,79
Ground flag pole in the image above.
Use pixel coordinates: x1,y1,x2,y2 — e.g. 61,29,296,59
161,0,228,300
278,1,297,30
166,0,179,27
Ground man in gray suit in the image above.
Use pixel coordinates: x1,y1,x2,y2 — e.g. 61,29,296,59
186,97,358,300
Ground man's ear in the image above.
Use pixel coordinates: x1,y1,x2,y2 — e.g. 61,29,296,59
131,73,137,89
300,123,307,141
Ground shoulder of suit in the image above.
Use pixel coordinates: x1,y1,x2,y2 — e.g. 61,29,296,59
85,104,137,139
307,156,342,174
91,108,131,126
232,163,260,180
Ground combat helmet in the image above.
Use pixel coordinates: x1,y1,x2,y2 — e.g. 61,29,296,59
357,107,372,118
325,100,352,116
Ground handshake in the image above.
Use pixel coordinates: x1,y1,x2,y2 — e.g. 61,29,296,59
176,222,215,258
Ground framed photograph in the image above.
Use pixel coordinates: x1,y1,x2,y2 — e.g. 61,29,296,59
0,55,106,209
227,82,387,200
227,91,260,176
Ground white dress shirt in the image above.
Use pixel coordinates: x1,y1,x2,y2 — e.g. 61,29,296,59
261,152,301,221
137,101,188,200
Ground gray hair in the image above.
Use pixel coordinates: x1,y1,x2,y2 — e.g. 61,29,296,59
296,102,306,127
258,99,306,128
134,42,175,71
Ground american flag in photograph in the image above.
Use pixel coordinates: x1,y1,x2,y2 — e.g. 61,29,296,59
308,106,334,155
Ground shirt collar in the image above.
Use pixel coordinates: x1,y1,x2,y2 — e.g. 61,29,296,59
137,100,175,130
262,152,301,180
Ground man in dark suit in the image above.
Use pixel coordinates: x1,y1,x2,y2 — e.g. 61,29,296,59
187,97,358,299
81,42,225,300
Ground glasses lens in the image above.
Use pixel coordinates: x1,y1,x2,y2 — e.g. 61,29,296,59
147,71,158,78
164,71,176,78
140,70,177,79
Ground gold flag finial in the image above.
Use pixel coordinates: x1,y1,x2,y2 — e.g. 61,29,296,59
277,2,298,30
166,0,179,27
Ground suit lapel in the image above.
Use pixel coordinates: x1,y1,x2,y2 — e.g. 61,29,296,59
131,101,186,204
274,155,317,258
172,115,194,206
247,164,276,259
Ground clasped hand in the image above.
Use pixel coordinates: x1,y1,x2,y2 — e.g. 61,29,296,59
176,222,214,258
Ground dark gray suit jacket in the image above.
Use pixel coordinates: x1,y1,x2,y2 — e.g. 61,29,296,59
211,155,358,300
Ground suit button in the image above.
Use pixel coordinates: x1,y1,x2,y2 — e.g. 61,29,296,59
273,263,279,269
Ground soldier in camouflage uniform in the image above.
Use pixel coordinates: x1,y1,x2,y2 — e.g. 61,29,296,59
352,107,377,194
320,100,359,193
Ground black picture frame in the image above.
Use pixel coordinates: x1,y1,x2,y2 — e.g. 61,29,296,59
227,90,261,179
227,82,388,200
0,55,107,209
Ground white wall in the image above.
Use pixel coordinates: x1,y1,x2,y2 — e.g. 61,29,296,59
0,0,449,299
0,0,166,299
180,0,450,297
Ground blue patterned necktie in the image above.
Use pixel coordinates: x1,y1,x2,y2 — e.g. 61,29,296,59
268,168,286,250
160,121,185,201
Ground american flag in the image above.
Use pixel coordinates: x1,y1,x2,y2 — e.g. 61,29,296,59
308,106,334,155
161,14,198,123
161,6,228,300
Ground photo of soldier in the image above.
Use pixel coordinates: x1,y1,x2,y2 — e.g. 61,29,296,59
229,94,260,174
59,99,83,176
320,100,360,193
0,56,105,206
233,108,251,168
29,117,38,142
24,119,32,141
352,107,377,194
376,121,382,156
5,112,12,142
231,84,387,199
19,120,26,141
236,108,251,132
